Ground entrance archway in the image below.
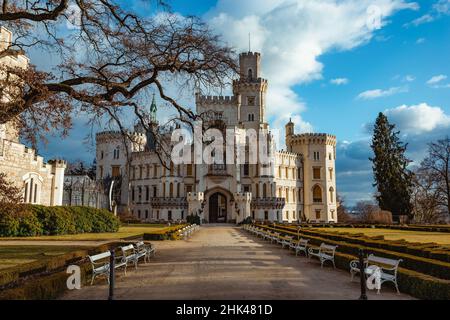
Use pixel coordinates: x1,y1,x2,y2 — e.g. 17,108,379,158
209,192,227,223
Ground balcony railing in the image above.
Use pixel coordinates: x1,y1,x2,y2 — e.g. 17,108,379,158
251,197,286,209
150,197,188,208
208,164,228,176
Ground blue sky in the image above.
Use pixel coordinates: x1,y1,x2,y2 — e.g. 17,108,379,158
33,0,450,206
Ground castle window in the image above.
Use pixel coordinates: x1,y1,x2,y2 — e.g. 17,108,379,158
138,186,142,202
264,211,268,220
315,210,321,220
329,153,332,160
248,68,253,80
145,210,149,219
131,187,135,202
285,167,289,179
247,96,255,106
329,168,333,180
243,163,249,176
99,165,103,178
177,183,180,197
168,210,172,221
313,185,322,203
263,183,267,198
112,166,120,178
186,185,193,193
113,146,120,159
169,183,174,197
187,164,193,176
313,167,321,180
329,187,334,203
145,186,149,201
153,185,157,197
313,151,320,161
101,151,104,159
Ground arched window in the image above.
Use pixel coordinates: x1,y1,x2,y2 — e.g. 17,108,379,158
248,68,253,79
329,187,334,203
23,173,42,204
313,185,322,203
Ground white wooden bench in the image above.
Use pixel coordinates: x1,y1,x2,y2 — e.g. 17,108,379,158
88,251,126,285
120,244,139,274
281,236,294,248
350,254,402,294
270,232,280,243
134,241,155,263
308,243,338,268
290,238,309,256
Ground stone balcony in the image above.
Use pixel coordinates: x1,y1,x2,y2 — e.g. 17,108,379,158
251,197,286,209
207,164,229,176
150,197,188,209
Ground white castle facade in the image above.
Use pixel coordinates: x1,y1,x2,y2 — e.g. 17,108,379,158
96,52,337,223
0,27,66,206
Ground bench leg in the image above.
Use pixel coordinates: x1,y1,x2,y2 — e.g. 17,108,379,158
91,273,96,285
332,260,336,269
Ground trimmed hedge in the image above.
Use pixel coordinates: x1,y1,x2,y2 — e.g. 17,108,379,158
254,224,450,300
143,224,188,240
0,205,120,237
257,224,450,280
270,223,450,264
0,242,128,299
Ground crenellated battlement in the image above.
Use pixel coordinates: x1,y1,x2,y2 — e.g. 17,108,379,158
240,52,261,58
289,133,337,146
195,94,238,105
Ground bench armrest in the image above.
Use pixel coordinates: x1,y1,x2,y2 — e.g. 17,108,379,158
308,247,319,255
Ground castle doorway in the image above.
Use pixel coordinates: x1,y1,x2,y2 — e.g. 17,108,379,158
209,192,227,223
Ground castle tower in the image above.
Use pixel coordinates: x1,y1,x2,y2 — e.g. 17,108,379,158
286,127,337,222
233,52,268,126
49,160,67,206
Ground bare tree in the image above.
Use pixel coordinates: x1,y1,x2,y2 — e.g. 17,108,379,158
0,173,24,212
336,193,351,222
415,137,450,221
353,200,393,224
411,167,445,223
0,0,238,147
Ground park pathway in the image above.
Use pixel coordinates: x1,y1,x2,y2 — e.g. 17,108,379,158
61,225,413,300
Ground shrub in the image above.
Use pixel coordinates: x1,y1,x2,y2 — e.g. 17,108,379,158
186,214,201,225
0,205,120,237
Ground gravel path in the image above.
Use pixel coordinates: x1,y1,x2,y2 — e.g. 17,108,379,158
61,225,413,300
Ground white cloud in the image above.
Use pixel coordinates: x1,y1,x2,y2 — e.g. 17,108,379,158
427,74,447,85
330,78,349,85
404,14,435,27
356,86,408,100
404,0,450,27
416,37,425,44
206,0,418,127
404,75,416,82
434,0,450,14
384,102,450,134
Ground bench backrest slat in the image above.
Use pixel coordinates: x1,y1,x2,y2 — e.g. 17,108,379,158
121,244,135,253
368,254,401,267
298,239,309,246
320,243,337,253
89,251,110,262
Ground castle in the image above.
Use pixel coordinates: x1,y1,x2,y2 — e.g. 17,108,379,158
0,27,66,206
96,52,338,223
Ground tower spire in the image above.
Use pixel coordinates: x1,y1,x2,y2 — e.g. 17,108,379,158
150,93,157,123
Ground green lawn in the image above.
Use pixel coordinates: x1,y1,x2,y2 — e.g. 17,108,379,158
0,245,86,270
1,224,170,241
316,228,450,245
